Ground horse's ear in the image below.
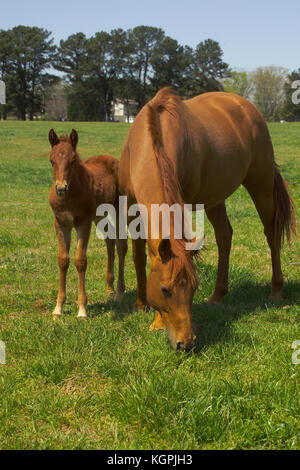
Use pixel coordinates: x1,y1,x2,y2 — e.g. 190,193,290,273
70,129,78,149
158,238,173,263
49,129,59,147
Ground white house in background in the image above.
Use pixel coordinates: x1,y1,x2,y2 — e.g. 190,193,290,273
112,98,137,123
0,81,5,105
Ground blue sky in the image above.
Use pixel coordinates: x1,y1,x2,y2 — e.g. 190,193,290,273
1,0,299,71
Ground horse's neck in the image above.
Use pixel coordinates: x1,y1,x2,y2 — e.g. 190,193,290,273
69,160,91,195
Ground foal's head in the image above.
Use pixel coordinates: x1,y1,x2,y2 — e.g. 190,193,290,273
48,129,79,196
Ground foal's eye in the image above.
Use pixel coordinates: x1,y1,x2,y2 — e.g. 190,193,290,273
161,286,171,298
50,159,54,166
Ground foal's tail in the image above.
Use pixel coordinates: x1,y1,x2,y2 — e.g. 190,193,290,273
273,164,296,246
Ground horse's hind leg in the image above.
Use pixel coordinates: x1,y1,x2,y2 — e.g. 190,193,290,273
244,182,283,300
115,238,128,302
105,238,115,296
206,202,233,304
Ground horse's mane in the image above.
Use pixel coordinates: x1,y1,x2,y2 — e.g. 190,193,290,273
147,87,199,289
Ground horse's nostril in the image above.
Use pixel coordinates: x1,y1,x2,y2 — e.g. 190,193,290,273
176,338,196,352
56,184,68,194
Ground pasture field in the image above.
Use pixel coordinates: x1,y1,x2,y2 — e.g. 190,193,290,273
0,120,299,450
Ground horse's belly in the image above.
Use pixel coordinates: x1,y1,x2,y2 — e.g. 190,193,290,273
183,148,251,208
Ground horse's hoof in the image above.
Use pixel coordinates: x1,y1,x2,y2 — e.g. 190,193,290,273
77,315,87,321
149,311,166,331
114,292,123,302
134,301,150,312
77,308,87,320
149,321,166,331
269,291,282,301
52,314,61,321
107,289,115,298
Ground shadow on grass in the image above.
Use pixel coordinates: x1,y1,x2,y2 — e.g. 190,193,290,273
87,263,300,353
192,264,300,352
87,289,138,320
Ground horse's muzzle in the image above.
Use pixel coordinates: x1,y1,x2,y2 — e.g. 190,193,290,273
176,335,197,353
55,182,68,196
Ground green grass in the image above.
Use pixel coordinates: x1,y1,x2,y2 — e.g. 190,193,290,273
0,120,299,450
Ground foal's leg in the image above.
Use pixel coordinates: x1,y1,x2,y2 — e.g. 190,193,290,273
206,203,233,304
105,238,115,296
53,218,71,319
115,238,128,302
245,183,283,300
74,220,92,318
132,238,148,310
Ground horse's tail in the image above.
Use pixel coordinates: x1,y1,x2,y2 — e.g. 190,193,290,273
273,163,296,246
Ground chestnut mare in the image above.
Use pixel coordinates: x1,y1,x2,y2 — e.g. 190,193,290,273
119,88,296,351
48,129,127,319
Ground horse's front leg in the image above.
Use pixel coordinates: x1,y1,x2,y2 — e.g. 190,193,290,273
53,217,71,319
75,220,92,319
105,238,115,296
115,238,128,302
132,238,148,311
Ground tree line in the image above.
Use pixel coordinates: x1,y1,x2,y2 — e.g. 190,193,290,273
0,25,299,122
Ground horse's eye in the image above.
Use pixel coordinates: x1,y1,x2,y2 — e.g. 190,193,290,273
161,286,171,297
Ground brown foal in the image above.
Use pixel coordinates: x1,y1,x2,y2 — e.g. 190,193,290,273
48,129,127,319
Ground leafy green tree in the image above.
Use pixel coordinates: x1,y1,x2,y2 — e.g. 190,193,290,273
223,71,251,98
52,29,232,119
189,38,230,95
250,66,288,121
150,37,192,92
86,29,129,120
127,26,165,108
10,26,56,120
54,33,89,120
0,29,14,118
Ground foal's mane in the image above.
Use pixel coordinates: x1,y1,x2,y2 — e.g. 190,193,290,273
147,87,199,289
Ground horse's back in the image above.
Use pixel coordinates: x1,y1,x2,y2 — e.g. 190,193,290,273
84,154,118,175
185,92,270,151
83,154,119,205
182,92,275,205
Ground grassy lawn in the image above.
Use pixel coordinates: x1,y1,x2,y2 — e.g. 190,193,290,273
0,120,299,450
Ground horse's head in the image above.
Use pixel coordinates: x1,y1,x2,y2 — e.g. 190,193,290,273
48,129,79,196
147,238,198,352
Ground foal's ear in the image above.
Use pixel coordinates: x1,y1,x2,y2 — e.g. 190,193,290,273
70,129,78,149
158,238,173,263
49,129,59,147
